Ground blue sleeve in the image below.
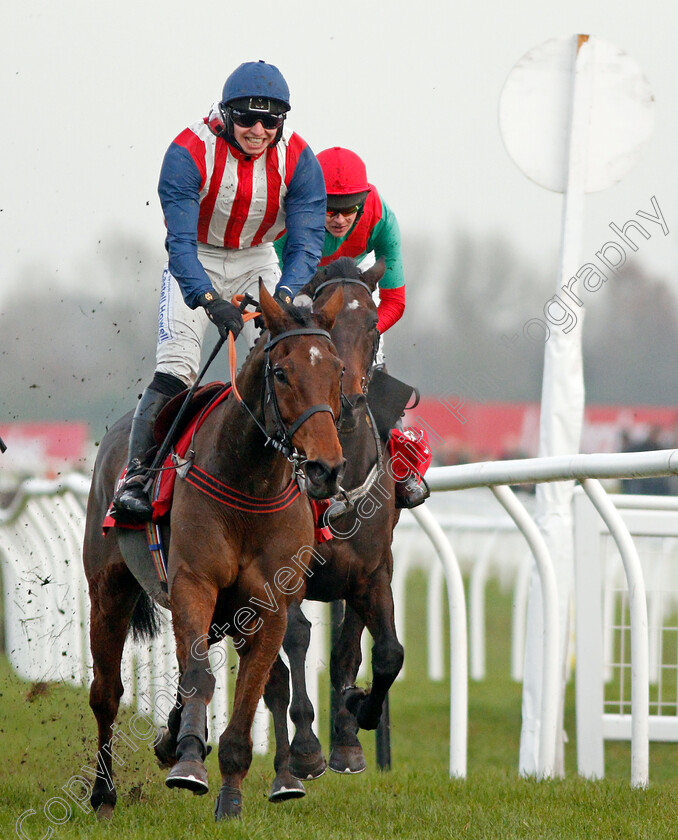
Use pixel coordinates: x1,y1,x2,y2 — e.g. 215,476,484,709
157,143,214,309
279,146,326,293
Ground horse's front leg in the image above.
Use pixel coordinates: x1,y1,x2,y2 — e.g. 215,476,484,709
284,600,327,780
214,614,288,820
328,602,368,774
344,565,404,732
165,570,219,796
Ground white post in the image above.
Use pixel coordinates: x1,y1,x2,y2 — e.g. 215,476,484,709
521,34,592,777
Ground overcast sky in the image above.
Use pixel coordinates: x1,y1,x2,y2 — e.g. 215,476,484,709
3,1,678,304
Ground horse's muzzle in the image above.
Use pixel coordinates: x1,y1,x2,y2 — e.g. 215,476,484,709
337,393,367,433
304,458,346,499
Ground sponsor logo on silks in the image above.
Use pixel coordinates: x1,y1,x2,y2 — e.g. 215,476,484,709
158,268,175,343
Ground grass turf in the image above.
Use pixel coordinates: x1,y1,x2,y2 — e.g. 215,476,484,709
1,573,678,839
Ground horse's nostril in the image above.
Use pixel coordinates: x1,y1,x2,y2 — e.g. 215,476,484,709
305,460,344,497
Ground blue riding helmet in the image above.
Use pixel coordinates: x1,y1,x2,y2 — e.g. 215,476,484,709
221,61,291,111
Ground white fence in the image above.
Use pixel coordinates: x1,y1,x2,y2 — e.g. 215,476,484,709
3,452,678,786
574,490,678,779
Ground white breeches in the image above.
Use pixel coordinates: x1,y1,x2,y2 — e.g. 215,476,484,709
155,242,280,386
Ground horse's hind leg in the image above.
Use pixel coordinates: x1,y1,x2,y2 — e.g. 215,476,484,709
153,684,184,768
284,601,327,780
263,654,306,801
328,603,367,774
87,562,142,819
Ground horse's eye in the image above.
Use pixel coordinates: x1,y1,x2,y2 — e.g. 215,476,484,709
273,367,288,384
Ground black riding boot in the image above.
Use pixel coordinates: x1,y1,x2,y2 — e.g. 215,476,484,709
394,473,430,509
111,387,172,524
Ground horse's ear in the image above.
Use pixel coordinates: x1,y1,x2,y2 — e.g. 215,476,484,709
259,280,287,334
361,258,385,292
313,286,344,331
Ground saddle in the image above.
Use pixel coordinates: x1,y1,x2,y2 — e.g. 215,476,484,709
153,382,227,445
366,368,419,439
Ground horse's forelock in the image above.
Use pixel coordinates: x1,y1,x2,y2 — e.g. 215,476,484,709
323,257,361,282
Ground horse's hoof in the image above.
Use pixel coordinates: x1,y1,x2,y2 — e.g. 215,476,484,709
215,784,242,820
165,758,209,795
154,726,177,768
268,771,306,802
95,803,115,821
289,750,327,780
155,728,212,768
329,744,367,774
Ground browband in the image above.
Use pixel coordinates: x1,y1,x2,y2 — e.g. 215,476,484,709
265,328,332,351
312,278,373,300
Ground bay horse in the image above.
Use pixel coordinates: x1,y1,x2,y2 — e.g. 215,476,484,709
262,257,405,799
82,282,346,821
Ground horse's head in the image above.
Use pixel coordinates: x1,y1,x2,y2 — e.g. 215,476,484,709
301,257,384,433
258,280,346,499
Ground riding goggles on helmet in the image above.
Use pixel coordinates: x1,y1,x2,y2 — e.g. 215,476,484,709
326,203,363,217
228,106,286,130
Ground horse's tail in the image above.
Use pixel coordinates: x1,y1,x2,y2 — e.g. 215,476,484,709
129,589,162,642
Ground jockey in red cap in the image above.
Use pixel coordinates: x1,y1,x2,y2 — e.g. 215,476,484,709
275,147,426,508
275,146,406,335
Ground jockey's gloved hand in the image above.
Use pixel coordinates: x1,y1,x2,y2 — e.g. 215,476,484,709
197,292,244,340
273,284,294,308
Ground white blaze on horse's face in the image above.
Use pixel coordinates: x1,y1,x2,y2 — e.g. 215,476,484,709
347,299,360,311
309,346,322,366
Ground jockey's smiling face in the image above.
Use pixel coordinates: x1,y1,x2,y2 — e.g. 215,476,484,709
233,120,278,155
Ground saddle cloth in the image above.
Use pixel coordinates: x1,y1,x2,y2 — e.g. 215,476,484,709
102,383,332,541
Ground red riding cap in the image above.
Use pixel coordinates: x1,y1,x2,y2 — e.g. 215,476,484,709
317,147,370,210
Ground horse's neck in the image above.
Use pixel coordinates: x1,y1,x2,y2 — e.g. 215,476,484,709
199,344,291,493
340,411,379,488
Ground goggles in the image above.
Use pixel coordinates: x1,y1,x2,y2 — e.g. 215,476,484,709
228,107,286,130
326,203,363,217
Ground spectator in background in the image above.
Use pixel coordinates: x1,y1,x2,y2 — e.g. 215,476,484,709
620,426,672,495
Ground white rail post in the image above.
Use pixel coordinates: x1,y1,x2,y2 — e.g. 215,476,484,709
411,505,468,778
491,485,559,779
573,488,605,778
581,479,649,789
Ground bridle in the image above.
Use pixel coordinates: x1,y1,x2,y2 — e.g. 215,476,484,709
312,276,380,403
232,326,340,463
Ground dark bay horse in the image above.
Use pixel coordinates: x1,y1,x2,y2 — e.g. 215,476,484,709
82,282,346,820
262,257,405,798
